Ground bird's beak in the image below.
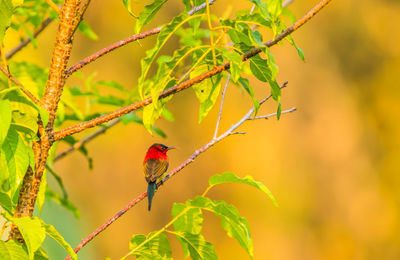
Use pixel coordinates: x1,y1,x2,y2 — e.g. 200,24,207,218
167,146,177,150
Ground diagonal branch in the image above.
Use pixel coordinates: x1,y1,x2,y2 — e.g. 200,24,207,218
66,0,216,77
55,0,331,141
0,64,41,105
66,82,294,258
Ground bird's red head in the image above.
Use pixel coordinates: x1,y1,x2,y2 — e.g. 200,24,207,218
144,143,176,162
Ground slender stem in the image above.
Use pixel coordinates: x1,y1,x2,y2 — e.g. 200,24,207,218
54,0,331,141
6,18,54,60
213,74,230,140
0,64,41,106
248,107,297,120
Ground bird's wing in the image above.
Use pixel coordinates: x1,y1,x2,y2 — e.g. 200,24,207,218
143,159,169,183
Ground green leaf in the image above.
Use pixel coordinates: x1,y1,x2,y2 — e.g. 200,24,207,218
34,247,49,260
186,196,254,258
208,172,278,207
46,188,80,218
173,232,217,260
36,169,47,213
221,49,243,82
238,77,260,115
172,203,203,234
41,221,77,260
96,80,126,92
135,0,167,34
248,0,271,19
0,191,13,214
0,0,13,44
277,102,281,120
0,127,30,196
286,35,305,61
267,0,283,19
122,0,137,18
0,99,12,147
192,68,222,123
0,240,29,260
129,232,172,260
249,55,271,83
13,217,46,260
138,12,196,98
78,21,98,40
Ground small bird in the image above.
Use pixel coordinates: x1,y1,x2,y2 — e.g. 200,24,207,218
143,143,176,211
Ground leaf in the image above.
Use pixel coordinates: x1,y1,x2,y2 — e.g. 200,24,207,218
238,77,260,115
208,172,278,207
78,21,98,40
12,216,46,260
0,99,12,147
221,49,243,82
249,55,271,83
0,127,30,196
135,0,167,34
41,221,77,260
129,232,172,260
122,0,137,18
267,0,283,19
277,102,281,120
138,12,196,97
173,232,217,260
46,188,80,218
0,191,13,214
172,203,203,234
186,196,254,258
0,240,29,260
36,169,47,213
0,0,13,44
96,80,126,92
192,67,222,123
286,35,305,61
248,0,271,19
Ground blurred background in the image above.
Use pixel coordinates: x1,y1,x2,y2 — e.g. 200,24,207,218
5,0,400,259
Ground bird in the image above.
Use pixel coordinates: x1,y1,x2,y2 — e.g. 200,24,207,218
143,143,176,211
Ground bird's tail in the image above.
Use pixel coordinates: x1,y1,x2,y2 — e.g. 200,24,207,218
147,182,156,211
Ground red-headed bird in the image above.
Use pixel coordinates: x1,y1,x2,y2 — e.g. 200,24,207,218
143,143,175,211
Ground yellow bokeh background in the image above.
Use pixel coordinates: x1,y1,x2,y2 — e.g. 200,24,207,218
4,0,400,259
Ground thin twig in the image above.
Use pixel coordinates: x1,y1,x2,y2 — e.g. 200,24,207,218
6,18,54,60
55,0,331,141
188,0,216,15
66,0,217,77
66,82,292,258
0,64,41,106
248,107,297,120
283,0,295,8
213,74,230,140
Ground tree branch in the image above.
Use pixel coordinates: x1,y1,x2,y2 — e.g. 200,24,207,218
66,82,294,258
55,0,331,141
10,0,89,241
213,73,230,140
5,18,54,60
66,0,217,77
0,64,41,106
